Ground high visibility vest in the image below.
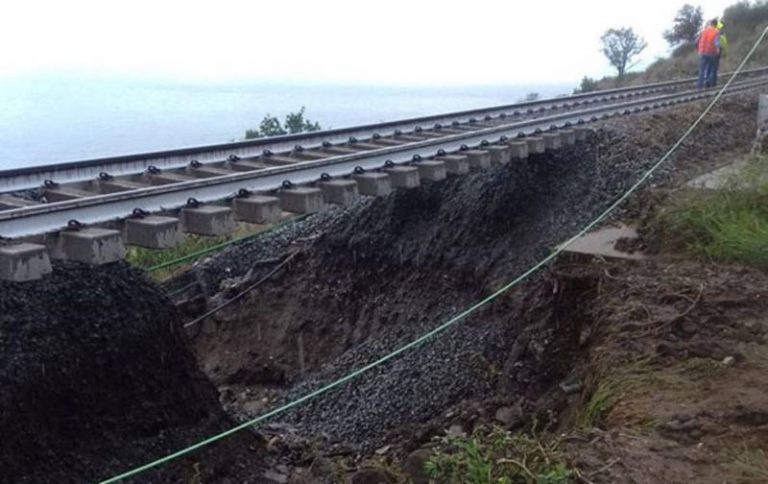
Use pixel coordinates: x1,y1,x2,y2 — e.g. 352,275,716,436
698,26,719,55
719,32,728,56
717,21,728,55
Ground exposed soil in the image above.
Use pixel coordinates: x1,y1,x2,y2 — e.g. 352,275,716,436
555,258,768,484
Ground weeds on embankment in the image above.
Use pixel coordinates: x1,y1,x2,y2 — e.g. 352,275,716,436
653,156,768,268
425,425,576,484
125,224,266,280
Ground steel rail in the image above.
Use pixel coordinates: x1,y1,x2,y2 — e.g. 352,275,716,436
3,66,767,194
1,77,765,239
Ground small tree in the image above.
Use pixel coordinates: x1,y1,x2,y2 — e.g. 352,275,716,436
663,4,704,47
574,76,599,94
284,107,322,134
244,107,322,139
600,27,648,80
519,92,540,102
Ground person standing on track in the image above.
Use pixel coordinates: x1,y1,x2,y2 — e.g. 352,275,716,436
711,19,729,87
697,18,721,89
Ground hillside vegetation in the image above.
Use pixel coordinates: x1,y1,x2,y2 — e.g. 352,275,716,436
591,1,768,89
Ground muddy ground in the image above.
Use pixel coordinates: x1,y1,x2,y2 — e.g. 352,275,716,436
0,93,763,483
555,259,768,483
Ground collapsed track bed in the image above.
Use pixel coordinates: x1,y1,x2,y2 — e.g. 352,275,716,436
188,96,759,452
0,94,760,483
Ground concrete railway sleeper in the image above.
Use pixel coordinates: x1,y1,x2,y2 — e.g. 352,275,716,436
2,66,767,196
1,77,767,281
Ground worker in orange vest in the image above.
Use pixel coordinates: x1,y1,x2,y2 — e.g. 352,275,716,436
697,19,722,89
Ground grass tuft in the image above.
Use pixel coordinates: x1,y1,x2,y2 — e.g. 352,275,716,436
425,425,576,484
729,444,768,481
576,379,625,430
654,157,768,268
125,224,267,280
681,357,727,377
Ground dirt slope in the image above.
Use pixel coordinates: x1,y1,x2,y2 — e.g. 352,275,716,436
554,258,768,483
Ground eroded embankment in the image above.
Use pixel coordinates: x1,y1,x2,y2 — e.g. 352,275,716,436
402,258,768,484
0,94,759,483
188,95,760,458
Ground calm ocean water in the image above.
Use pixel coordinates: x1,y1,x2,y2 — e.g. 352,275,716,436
0,76,571,170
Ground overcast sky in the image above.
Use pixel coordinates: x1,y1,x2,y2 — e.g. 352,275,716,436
0,0,737,86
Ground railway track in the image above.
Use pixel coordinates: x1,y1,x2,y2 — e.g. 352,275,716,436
1,72,767,281
2,67,767,195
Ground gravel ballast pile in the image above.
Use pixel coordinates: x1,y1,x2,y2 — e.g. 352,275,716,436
0,262,263,483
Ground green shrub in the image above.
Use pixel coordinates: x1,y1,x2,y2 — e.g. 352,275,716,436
244,107,321,139
573,77,599,94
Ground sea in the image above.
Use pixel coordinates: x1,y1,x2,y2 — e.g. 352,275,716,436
0,75,572,170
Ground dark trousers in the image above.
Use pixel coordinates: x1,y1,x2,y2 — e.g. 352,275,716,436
710,54,721,87
698,54,717,89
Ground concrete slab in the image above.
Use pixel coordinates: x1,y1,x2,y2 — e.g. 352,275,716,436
234,195,282,223
293,151,328,161
416,160,447,181
319,179,360,205
230,160,269,171
438,155,470,175
373,138,408,147
575,127,592,142
44,187,94,202
560,129,577,145
543,133,562,150
413,131,443,138
393,134,425,142
686,160,751,190
279,187,325,214
354,172,392,196
384,166,420,188
561,224,645,261
181,205,236,236
97,179,147,194
0,243,52,282
263,156,300,166
124,216,182,249
464,150,492,169
351,142,382,150
526,137,546,154
0,195,40,210
187,166,234,178
59,228,126,265
146,172,196,185
323,147,361,156
486,145,512,165
507,141,529,159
